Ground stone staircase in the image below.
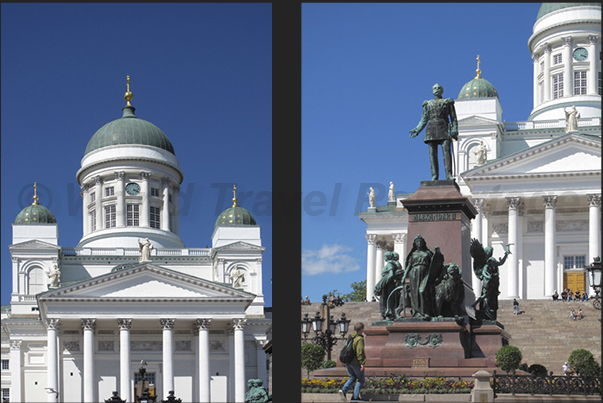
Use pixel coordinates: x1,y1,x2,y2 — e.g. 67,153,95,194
301,299,601,375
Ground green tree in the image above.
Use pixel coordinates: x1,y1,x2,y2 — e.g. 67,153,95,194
342,280,367,302
301,343,325,378
568,349,601,377
495,345,523,373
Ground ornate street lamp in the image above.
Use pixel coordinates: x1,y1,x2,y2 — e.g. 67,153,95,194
301,295,351,360
585,257,601,310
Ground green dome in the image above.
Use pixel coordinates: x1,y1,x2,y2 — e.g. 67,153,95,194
536,3,597,20
15,203,56,224
215,205,256,228
458,77,499,100
84,106,175,156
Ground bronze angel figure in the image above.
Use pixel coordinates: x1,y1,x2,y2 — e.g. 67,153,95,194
469,238,510,321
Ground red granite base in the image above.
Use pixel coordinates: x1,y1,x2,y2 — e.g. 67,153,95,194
313,319,517,381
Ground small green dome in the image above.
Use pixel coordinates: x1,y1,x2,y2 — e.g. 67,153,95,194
536,3,597,21
84,106,175,156
215,205,256,228
15,203,57,224
458,77,499,100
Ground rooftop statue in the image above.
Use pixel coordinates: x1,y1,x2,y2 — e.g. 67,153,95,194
409,83,458,180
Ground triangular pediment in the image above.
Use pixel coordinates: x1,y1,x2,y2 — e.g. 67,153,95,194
9,239,60,250
463,133,601,179
458,115,500,127
213,241,264,251
38,264,255,301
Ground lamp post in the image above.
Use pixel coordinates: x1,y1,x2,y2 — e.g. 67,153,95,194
585,256,601,310
301,295,350,361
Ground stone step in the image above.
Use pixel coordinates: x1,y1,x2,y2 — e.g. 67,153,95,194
301,299,601,376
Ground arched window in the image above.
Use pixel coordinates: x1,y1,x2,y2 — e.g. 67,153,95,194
28,267,47,295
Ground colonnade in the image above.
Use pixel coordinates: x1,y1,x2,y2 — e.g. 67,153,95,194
39,317,254,402
365,194,601,301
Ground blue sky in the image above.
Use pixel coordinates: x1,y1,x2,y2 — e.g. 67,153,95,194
1,4,272,307
302,3,542,302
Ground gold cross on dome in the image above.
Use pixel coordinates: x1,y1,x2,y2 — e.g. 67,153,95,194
33,182,39,205
232,184,238,207
475,55,482,79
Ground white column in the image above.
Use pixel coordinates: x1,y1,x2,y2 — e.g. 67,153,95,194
365,234,377,301
82,318,96,403
233,319,246,403
588,35,599,95
392,233,407,264
94,176,103,230
140,172,151,227
506,197,521,299
255,340,267,387
471,198,485,294
172,184,180,235
117,319,132,402
115,171,126,227
81,184,89,236
46,319,60,402
587,194,601,262
375,240,386,289
543,196,557,298
161,177,170,231
10,340,22,403
195,319,211,403
532,53,539,108
562,36,573,98
161,318,175,398
541,43,551,102
228,329,235,401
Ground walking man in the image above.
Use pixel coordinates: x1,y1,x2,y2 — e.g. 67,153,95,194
339,322,366,402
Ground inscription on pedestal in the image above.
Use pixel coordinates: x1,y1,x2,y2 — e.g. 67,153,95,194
412,212,457,222
412,357,430,368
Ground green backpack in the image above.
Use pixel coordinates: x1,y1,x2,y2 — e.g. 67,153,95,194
339,334,355,364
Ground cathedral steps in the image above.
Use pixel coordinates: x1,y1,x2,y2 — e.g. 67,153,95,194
301,299,601,376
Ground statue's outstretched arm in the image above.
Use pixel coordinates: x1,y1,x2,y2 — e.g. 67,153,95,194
410,102,429,137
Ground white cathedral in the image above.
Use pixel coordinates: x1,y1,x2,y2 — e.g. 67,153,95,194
361,4,601,302
1,80,271,402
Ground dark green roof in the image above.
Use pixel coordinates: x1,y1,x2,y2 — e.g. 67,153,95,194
458,77,498,100
15,203,56,224
84,106,175,156
215,205,256,228
536,3,598,20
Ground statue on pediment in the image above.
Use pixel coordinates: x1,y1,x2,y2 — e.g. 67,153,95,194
48,264,61,288
138,238,153,262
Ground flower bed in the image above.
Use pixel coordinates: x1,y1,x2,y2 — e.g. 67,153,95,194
301,374,473,394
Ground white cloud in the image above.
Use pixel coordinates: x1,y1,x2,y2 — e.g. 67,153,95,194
302,244,361,275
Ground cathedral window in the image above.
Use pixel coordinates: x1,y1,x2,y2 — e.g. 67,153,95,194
553,54,562,65
1,360,9,370
573,71,587,95
127,204,140,226
598,72,601,95
105,205,116,228
1,389,8,401
150,206,161,229
151,187,160,197
90,210,96,231
90,192,95,202
552,74,563,99
169,212,173,232
105,187,115,197
564,255,585,270
28,267,46,295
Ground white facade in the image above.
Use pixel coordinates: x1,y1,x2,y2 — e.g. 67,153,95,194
361,4,601,303
1,99,270,402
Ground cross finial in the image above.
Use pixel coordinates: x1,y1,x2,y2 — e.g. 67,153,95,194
475,55,482,79
124,75,133,106
33,182,39,205
232,184,238,207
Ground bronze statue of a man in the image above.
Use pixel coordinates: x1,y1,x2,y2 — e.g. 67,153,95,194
409,83,458,180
